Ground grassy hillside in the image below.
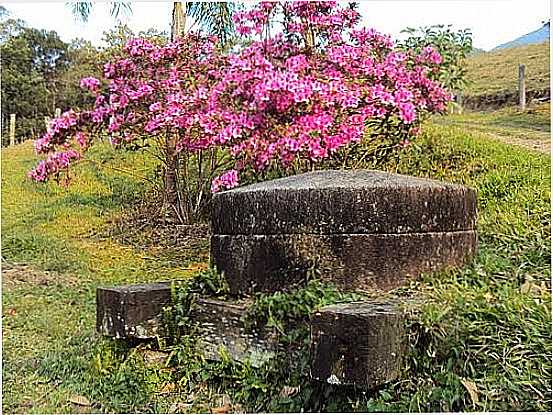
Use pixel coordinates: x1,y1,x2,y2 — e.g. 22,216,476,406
2,118,551,412
464,42,550,96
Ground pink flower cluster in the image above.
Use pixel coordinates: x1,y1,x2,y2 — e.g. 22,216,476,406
211,169,239,193
28,150,81,182
30,1,452,192
201,1,451,175
30,34,224,182
80,77,101,92
418,46,443,65
35,110,81,154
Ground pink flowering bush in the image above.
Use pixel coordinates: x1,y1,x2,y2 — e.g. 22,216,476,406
30,34,231,221
209,1,451,178
30,1,452,223
28,149,81,182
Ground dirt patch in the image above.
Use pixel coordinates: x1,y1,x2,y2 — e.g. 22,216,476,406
438,118,551,155
106,221,211,266
483,131,551,154
1,261,80,291
97,198,211,265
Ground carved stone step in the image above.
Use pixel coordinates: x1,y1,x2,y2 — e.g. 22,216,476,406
96,282,174,339
188,297,281,367
97,282,413,389
96,283,282,366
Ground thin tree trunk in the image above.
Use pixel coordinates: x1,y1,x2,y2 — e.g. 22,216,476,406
163,2,186,221
171,2,186,41
164,132,179,216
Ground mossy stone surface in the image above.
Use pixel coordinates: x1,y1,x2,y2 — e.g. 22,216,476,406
212,170,477,235
211,170,478,295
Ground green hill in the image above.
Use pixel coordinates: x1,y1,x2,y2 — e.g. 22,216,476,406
464,42,550,96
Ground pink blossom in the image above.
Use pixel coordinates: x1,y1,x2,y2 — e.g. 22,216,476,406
29,3,452,188
80,77,101,92
75,132,88,149
28,150,81,182
418,46,443,65
149,102,162,112
398,102,416,123
211,169,239,193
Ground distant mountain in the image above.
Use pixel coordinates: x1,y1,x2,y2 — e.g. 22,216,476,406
493,22,550,51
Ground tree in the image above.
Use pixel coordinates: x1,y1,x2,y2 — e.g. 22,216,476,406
400,25,473,92
1,21,70,142
55,38,102,112
185,2,236,46
30,2,452,219
66,1,132,23
67,1,237,219
165,2,237,216
67,1,235,46
30,35,230,222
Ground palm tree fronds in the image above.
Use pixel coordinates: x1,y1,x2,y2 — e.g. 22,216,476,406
67,1,93,22
187,2,236,45
109,2,133,22
67,1,132,23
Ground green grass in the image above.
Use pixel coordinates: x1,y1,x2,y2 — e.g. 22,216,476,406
2,114,551,412
439,102,550,135
2,142,208,413
464,42,550,96
360,123,551,411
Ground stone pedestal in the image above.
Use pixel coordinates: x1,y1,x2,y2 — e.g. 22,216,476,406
98,169,479,391
211,169,477,295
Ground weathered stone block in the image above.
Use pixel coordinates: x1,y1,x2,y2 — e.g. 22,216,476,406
96,284,413,387
97,283,281,366
211,170,478,295
310,300,406,388
189,298,281,367
96,282,173,339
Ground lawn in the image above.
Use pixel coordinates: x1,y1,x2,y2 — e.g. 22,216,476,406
2,112,551,412
464,42,550,96
2,143,208,413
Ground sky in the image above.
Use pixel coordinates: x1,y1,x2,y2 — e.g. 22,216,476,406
1,0,551,51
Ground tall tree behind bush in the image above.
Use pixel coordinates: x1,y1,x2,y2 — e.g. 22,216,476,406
400,25,473,92
1,16,70,143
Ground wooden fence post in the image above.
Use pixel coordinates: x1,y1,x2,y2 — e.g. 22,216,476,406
9,114,16,146
451,90,463,114
518,64,526,111
456,91,463,107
